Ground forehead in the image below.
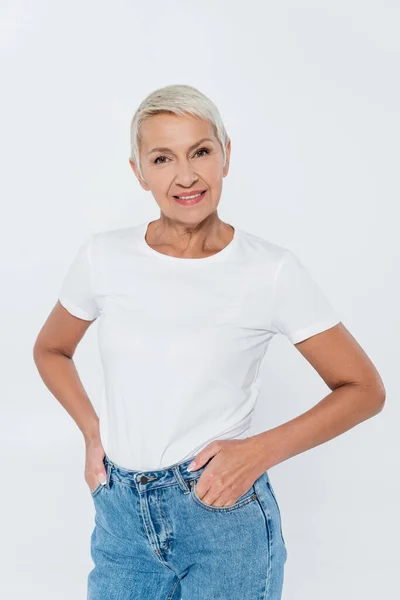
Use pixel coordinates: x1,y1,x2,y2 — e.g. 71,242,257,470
139,112,215,150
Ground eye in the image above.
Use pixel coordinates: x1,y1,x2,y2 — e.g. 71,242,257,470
153,155,169,165
194,147,210,158
153,147,210,165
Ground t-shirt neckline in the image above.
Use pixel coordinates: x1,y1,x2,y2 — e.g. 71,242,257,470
138,220,240,264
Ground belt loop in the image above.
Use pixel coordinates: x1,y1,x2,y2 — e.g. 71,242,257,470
172,465,190,493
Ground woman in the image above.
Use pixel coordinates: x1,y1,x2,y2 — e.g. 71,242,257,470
33,84,385,599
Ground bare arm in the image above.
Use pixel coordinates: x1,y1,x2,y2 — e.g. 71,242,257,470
33,300,106,491
33,300,100,443
252,322,386,471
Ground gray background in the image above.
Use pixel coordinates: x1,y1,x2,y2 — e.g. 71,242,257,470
1,1,398,598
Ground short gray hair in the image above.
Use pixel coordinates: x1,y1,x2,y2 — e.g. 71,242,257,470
130,84,230,180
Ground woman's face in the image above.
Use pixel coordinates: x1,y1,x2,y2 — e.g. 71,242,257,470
129,112,231,222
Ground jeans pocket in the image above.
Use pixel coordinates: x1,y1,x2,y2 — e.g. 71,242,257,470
90,482,104,498
90,460,112,498
189,478,257,513
266,480,286,548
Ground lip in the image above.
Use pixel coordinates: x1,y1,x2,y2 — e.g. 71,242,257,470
173,189,207,206
173,189,206,198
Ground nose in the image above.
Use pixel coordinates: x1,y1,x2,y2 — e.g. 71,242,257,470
174,159,198,187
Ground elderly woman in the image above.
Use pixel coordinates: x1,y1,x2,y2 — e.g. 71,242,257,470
33,84,385,600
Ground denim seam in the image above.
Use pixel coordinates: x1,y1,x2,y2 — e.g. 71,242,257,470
139,493,175,571
267,481,286,548
167,576,182,600
90,483,104,497
158,492,171,551
189,480,257,513
252,491,272,600
263,510,274,600
140,495,161,557
93,514,175,574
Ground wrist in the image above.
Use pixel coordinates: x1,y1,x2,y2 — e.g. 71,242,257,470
83,420,101,446
248,428,282,472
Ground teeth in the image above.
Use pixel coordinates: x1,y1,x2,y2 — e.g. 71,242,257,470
177,192,203,200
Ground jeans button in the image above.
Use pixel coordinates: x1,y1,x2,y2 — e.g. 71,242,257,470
140,475,149,484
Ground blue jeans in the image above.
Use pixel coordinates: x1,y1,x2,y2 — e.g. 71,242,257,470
87,453,287,599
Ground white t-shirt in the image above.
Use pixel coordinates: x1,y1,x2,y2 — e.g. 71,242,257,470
58,220,341,471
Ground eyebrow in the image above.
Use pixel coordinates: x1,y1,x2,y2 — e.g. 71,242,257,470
147,137,214,156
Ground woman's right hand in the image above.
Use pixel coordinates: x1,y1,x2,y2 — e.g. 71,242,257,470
85,441,107,493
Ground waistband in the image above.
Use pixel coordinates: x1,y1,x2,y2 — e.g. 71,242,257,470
102,453,211,493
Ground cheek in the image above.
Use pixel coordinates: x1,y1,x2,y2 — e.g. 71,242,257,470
147,174,170,194
202,161,223,184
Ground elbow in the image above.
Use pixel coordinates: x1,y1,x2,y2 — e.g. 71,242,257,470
373,377,386,413
32,337,53,365
32,328,47,364
32,339,44,366
344,372,386,416
361,377,386,415
373,394,385,414
32,338,40,364
375,389,386,413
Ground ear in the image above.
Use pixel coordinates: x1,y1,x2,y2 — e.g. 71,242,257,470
223,139,231,178
129,158,151,191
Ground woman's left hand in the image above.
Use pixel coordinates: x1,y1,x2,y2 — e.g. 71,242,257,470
187,438,267,507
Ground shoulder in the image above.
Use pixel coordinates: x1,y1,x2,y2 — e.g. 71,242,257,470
88,223,144,258
236,227,295,271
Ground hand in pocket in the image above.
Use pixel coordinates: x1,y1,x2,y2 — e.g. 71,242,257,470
85,442,107,493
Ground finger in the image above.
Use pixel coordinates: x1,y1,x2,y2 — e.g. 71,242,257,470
187,441,220,471
199,486,223,506
97,469,107,485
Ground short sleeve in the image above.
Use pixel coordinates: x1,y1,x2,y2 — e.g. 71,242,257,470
58,236,100,321
270,249,341,344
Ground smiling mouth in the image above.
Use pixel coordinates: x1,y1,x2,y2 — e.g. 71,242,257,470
173,190,207,200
